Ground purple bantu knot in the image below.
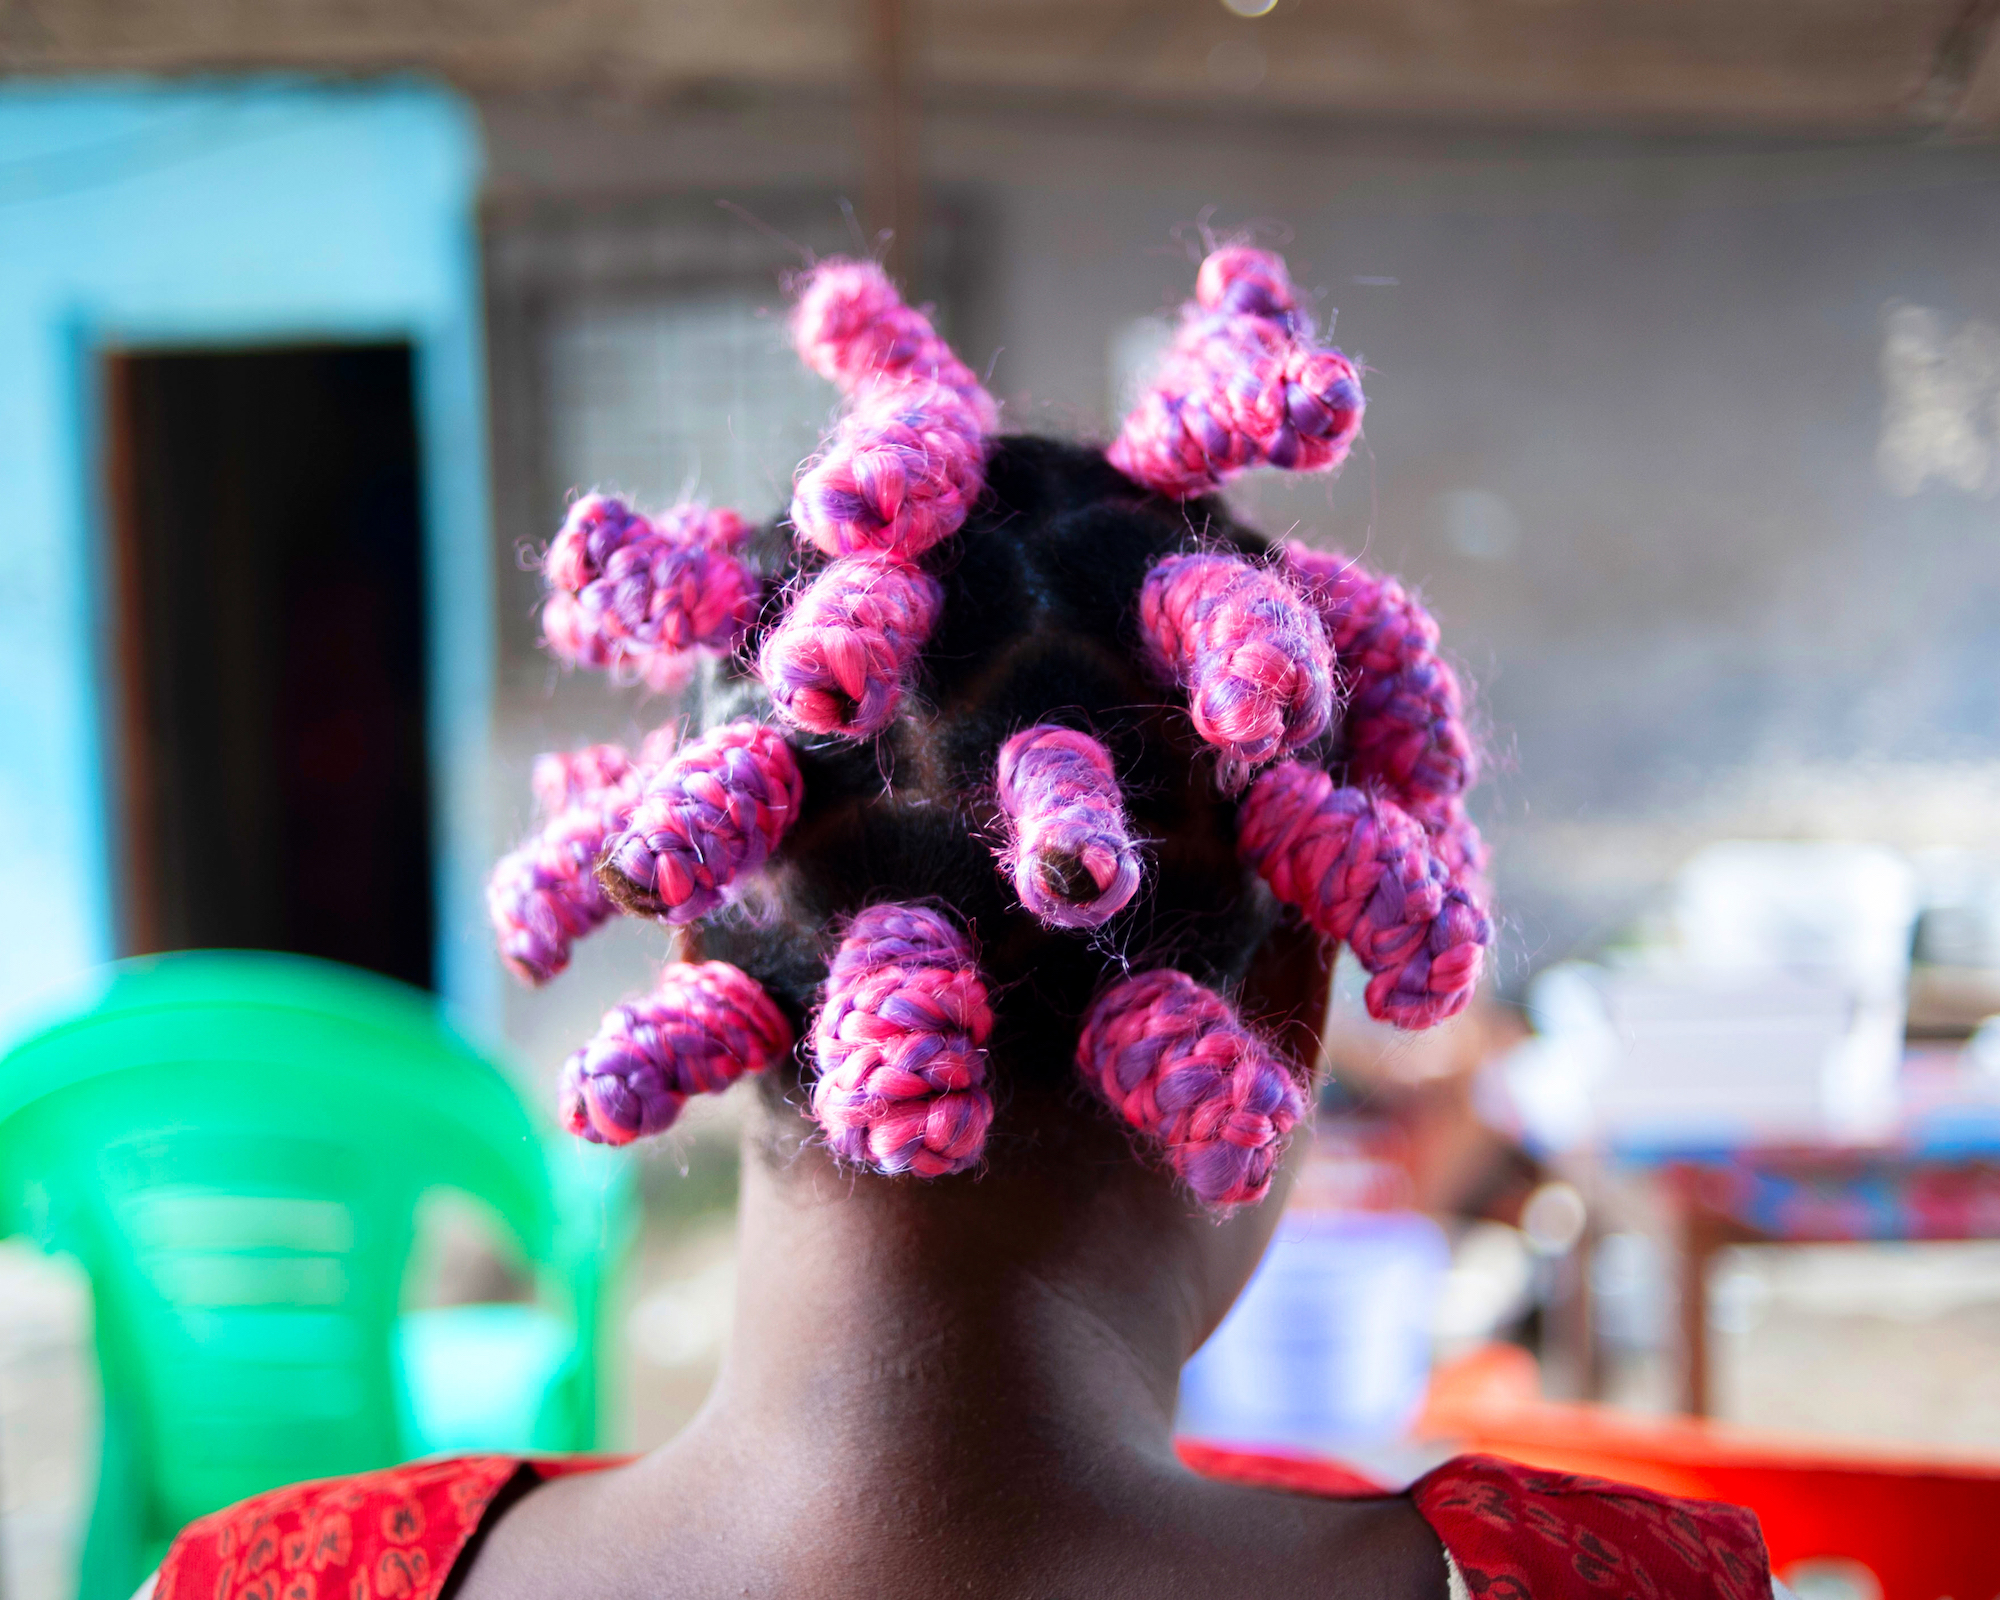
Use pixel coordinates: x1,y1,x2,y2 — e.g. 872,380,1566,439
810,903,995,1178
491,731,686,985
1075,968,1306,1211
541,494,761,691
1108,246,1364,500
791,257,1000,428
790,380,987,562
488,805,626,987
598,721,804,923
489,771,644,987
993,724,1142,929
1238,761,1490,1030
757,554,943,737
560,961,793,1145
1139,551,1335,792
1282,543,1478,804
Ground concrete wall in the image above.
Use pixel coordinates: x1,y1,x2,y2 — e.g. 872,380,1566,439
482,93,2000,1012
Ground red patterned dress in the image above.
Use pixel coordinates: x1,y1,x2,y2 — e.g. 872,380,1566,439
153,1448,1774,1600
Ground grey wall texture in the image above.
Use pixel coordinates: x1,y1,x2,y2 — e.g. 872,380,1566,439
481,91,2000,1037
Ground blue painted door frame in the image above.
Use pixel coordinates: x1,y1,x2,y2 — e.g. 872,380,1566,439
0,78,499,1037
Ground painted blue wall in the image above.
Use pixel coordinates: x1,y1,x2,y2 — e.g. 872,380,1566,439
0,79,497,1036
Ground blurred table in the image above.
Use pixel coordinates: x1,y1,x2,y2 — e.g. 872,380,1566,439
1651,1052,2000,1415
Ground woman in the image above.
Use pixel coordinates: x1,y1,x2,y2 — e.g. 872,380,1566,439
155,247,1779,1598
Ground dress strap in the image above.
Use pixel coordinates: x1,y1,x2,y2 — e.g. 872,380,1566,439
155,1457,587,1600
1412,1452,1772,1599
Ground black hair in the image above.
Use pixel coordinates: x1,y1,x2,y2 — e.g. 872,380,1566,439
698,434,1284,1100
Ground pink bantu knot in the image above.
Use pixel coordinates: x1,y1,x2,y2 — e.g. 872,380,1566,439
791,257,1000,429
1108,246,1364,499
541,494,761,690
790,380,987,561
1238,761,1490,1029
757,554,943,737
1282,542,1478,805
530,743,636,818
772,261,995,731
559,961,793,1145
993,724,1142,929
599,720,803,923
1408,793,1490,892
1075,967,1305,1211
1195,244,1297,320
810,903,995,1178
1139,551,1334,792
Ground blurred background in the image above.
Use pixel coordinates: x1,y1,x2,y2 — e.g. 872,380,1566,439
6,4,2000,1599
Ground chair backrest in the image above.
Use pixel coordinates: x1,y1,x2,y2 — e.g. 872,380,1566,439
0,951,557,1545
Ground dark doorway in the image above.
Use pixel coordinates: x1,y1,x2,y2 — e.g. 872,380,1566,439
105,344,434,989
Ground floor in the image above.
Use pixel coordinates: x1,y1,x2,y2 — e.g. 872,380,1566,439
0,1242,94,1600
1712,1241,2000,1450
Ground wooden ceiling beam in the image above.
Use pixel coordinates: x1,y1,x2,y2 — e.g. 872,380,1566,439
2,0,1994,139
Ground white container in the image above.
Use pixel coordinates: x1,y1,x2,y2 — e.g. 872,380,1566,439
1592,969,1871,1146
1673,841,1917,998
1512,843,1919,1150
1177,1210,1449,1450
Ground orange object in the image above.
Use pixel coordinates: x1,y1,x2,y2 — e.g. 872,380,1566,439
1422,1346,2000,1599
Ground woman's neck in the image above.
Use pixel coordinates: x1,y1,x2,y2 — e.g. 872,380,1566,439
457,1115,1452,1600
678,1121,1268,1490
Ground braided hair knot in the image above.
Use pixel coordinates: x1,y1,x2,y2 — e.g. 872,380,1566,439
1239,761,1490,1029
487,802,625,987
560,960,794,1145
758,555,944,737
790,381,988,561
791,256,1000,428
1139,551,1334,792
1076,967,1304,1211
764,259,997,740
542,494,760,689
811,904,995,1178
1109,248,1364,498
599,721,803,923
488,739,655,987
1282,542,1479,804
994,724,1143,929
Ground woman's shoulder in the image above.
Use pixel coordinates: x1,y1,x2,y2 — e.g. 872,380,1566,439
158,1447,1777,1600
1184,1444,1773,1600
155,1457,613,1600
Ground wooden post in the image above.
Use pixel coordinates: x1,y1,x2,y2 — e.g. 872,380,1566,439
1559,1212,1603,1402
1679,1200,1717,1417
861,0,919,285
1671,1166,1762,1417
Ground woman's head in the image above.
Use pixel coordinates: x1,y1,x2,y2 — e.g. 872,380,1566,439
490,244,1490,1221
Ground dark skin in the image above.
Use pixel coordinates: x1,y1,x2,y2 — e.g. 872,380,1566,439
459,924,1450,1600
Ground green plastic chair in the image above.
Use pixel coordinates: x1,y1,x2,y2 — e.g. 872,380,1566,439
0,951,637,1600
